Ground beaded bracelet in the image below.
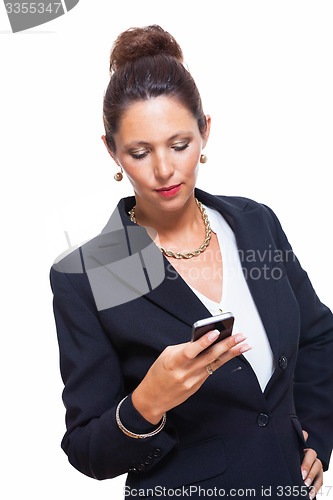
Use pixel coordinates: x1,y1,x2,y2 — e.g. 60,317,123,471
116,396,167,439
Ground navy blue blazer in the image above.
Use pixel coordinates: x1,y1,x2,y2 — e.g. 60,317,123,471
50,189,333,498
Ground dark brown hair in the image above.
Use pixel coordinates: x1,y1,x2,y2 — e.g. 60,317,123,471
103,25,207,153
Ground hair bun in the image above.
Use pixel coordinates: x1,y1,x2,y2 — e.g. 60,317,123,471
110,24,183,73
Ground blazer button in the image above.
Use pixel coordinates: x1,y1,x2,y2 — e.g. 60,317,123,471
136,463,146,472
144,455,153,465
257,413,270,427
278,356,288,370
153,448,162,458
128,467,139,473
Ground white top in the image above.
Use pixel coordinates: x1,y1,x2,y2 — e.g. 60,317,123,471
187,205,275,392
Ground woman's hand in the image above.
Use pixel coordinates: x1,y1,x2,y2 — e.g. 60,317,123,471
301,430,324,500
132,330,251,425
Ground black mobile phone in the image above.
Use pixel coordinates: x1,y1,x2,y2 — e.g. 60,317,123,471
191,312,234,345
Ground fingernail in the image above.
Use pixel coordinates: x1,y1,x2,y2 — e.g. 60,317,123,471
234,333,246,344
302,470,307,480
239,344,252,353
305,478,312,487
309,490,316,500
208,329,220,341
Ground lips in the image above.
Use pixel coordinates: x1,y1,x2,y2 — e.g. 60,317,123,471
155,183,182,197
156,184,181,192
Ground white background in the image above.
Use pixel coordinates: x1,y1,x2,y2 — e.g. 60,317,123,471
1,1,332,498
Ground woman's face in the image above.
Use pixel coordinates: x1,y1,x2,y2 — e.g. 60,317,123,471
103,96,210,214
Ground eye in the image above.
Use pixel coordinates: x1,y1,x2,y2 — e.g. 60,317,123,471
172,143,189,152
131,151,149,160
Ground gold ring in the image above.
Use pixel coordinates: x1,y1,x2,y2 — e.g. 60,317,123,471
206,363,214,376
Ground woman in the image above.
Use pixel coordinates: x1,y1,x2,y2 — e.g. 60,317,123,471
51,25,333,499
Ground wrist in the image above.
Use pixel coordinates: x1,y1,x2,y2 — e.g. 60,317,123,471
116,395,166,439
132,386,165,426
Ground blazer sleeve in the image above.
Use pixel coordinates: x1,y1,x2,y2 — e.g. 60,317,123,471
50,264,178,480
262,204,333,471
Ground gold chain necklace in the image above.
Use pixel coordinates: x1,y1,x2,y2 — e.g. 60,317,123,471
128,198,212,259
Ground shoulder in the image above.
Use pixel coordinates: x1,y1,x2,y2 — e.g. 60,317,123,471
50,196,133,275
196,189,287,246
216,194,280,224
196,188,278,220
49,195,158,311
196,187,262,210
214,193,263,211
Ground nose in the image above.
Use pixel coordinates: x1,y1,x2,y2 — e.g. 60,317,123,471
154,150,174,180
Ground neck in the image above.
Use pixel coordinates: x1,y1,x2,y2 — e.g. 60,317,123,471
133,193,201,237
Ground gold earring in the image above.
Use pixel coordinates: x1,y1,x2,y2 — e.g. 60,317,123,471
200,154,208,164
114,167,123,182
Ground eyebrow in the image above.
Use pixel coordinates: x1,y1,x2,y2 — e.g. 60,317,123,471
125,132,194,149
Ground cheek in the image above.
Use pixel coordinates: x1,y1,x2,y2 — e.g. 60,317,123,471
190,141,202,159
182,147,201,171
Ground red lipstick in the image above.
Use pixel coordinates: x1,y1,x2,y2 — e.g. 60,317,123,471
155,183,182,197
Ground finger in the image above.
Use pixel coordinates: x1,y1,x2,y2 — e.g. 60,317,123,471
183,329,226,360
203,333,249,361
302,429,309,442
310,477,324,500
304,458,322,486
301,448,317,477
183,331,250,370
309,462,324,500
196,341,251,377
308,486,317,500
208,343,252,373
301,449,321,484
204,333,251,363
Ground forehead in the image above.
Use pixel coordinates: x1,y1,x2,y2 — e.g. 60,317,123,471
116,96,198,144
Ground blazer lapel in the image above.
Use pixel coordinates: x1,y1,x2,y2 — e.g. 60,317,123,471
143,256,213,328
230,208,280,363
195,189,280,363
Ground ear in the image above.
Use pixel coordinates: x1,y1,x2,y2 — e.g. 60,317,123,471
202,114,211,149
101,135,120,166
